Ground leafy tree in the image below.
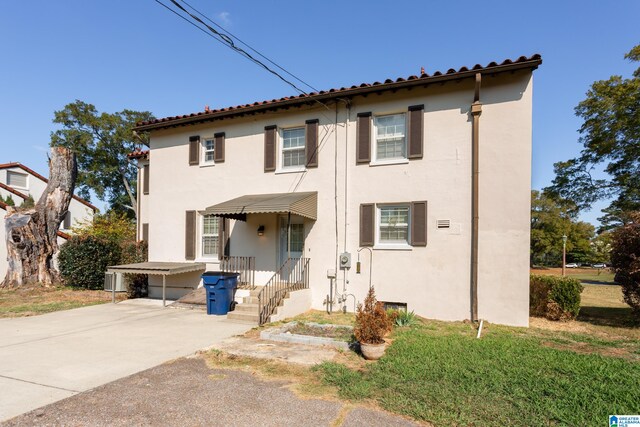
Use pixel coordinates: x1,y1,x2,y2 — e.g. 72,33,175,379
545,45,640,229
71,211,136,244
610,212,640,318
19,195,35,209
50,100,154,220
590,231,612,265
530,190,595,266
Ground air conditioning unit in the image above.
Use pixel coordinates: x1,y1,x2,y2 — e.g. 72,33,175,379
104,273,127,292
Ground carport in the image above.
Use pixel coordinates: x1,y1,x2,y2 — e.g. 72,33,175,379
106,262,206,306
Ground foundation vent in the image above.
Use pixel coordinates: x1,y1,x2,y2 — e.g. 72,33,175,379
436,219,451,229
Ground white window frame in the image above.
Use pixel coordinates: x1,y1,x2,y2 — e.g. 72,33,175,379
200,214,219,258
372,113,408,165
277,126,306,173
7,171,28,190
201,137,215,166
375,203,411,250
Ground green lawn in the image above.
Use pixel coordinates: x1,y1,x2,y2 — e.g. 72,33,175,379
316,320,639,426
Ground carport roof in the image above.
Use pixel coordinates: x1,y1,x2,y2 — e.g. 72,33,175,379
106,262,206,275
204,191,317,221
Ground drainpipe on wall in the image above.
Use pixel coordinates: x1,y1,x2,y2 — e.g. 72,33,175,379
471,73,482,323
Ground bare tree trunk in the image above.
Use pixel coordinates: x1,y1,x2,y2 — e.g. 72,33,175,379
1,147,77,287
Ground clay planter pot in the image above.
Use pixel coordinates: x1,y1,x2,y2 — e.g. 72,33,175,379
359,342,386,360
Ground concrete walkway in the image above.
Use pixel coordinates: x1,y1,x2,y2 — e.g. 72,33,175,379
0,300,251,421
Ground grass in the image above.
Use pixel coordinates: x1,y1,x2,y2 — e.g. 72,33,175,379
316,319,640,426
0,285,125,318
287,322,354,342
531,267,616,285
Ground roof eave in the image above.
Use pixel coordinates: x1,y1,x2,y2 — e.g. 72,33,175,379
135,58,541,133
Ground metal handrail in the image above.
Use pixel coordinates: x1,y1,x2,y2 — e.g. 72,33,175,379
258,257,309,325
220,256,256,289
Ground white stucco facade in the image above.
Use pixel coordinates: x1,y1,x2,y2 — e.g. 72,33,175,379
0,164,96,279
138,61,538,326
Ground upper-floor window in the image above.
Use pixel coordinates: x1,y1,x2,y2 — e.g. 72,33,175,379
203,138,215,164
282,127,306,169
7,171,28,189
201,214,219,257
374,113,406,161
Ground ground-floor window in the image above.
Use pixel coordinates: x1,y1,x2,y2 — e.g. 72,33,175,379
201,214,219,257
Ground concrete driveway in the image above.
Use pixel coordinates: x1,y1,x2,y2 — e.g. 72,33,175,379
0,300,251,421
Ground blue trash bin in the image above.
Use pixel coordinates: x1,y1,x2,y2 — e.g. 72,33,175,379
201,272,239,315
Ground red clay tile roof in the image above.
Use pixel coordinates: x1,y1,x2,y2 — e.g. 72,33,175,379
135,54,542,132
127,149,149,160
0,163,98,211
0,182,28,200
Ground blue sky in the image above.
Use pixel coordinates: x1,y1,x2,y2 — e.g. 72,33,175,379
1,1,638,225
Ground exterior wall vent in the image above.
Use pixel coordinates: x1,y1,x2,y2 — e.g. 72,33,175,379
436,219,451,229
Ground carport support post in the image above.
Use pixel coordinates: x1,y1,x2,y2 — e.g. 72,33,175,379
162,275,166,307
112,272,116,303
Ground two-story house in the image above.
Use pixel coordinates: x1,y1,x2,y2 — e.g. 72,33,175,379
132,54,542,326
0,162,97,278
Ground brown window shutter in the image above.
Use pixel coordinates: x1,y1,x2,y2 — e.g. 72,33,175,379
359,203,375,246
264,125,277,172
356,112,371,164
305,119,319,168
214,132,225,163
218,217,230,260
408,105,424,159
189,136,200,165
185,210,196,260
63,211,71,229
142,223,149,243
411,201,428,246
143,164,149,195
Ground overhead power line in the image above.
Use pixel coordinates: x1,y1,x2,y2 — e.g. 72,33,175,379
157,0,310,96
178,0,320,93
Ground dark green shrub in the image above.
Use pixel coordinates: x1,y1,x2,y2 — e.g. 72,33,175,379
121,240,148,298
530,275,583,320
610,212,640,319
58,236,121,289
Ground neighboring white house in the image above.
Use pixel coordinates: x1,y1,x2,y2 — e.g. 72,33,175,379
132,54,542,327
0,162,97,278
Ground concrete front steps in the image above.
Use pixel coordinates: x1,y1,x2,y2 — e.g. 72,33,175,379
226,287,312,325
226,287,262,324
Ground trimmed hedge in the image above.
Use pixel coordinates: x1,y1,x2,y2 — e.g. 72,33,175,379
58,236,122,289
530,274,583,320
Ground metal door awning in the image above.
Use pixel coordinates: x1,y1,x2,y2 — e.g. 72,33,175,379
204,191,317,221
106,262,206,306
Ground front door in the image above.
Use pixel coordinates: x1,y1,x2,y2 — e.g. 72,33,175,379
278,215,304,268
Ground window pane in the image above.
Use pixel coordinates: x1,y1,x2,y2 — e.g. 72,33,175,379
202,236,218,255
7,171,27,187
203,215,219,235
375,114,406,160
379,206,409,243
283,147,305,167
204,139,215,162
290,224,304,252
283,128,305,149
202,215,219,256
